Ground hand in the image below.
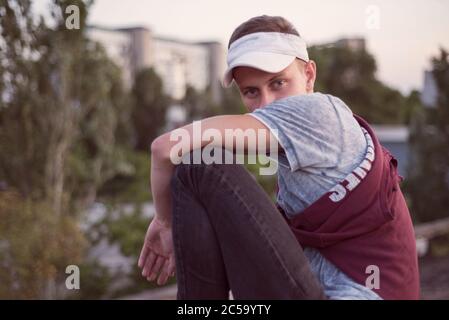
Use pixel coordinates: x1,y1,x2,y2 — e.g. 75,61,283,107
138,216,176,285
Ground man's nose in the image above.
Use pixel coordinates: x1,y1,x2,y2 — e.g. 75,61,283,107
258,90,275,108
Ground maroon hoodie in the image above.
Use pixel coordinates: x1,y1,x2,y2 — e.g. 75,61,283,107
277,115,420,300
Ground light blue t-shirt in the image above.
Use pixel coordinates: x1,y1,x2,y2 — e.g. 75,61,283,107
248,92,381,300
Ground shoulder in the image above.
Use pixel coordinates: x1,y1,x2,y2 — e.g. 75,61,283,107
268,92,333,108
262,92,352,118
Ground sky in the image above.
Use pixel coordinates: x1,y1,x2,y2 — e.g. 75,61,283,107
34,0,449,94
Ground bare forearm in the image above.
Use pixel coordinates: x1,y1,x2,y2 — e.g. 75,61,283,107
150,148,175,226
149,114,278,225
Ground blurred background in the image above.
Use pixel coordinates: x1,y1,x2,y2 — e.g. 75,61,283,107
0,0,448,299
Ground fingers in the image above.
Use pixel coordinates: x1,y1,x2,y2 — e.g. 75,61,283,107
156,259,172,285
138,243,150,269
140,252,176,285
142,251,156,278
156,255,177,285
148,256,165,282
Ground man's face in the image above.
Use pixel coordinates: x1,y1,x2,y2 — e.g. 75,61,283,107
233,59,316,112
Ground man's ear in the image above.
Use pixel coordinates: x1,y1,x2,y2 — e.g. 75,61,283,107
305,60,317,93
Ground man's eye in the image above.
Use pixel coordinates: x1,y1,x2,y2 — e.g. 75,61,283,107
271,79,287,90
244,88,259,98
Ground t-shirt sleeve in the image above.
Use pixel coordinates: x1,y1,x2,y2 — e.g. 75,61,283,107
247,93,344,172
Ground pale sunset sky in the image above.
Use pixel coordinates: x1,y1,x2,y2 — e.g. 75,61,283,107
35,0,449,94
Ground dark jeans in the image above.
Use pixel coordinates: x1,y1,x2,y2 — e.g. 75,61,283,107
170,151,326,300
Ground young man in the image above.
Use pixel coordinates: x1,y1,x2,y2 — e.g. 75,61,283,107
138,15,420,300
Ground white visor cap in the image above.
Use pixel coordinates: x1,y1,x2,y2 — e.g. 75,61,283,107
223,32,309,87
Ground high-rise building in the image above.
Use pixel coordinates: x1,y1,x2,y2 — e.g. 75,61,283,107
86,26,133,86
87,26,225,104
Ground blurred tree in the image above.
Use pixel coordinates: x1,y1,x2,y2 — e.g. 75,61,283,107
131,67,170,151
220,84,246,115
183,85,210,121
309,45,412,124
0,0,132,213
402,90,423,125
406,48,449,222
96,150,151,205
182,84,245,122
0,0,133,298
0,190,86,299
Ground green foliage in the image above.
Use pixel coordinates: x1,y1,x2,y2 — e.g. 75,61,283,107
131,68,170,150
244,156,277,200
220,84,247,115
0,0,134,298
183,85,215,121
182,84,246,121
96,150,151,204
72,260,112,299
0,190,86,299
406,48,449,223
106,207,149,257
309,45,413,124
0,0,132,214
